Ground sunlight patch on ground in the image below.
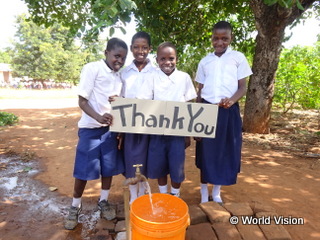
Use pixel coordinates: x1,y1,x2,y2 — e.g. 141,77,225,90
40,129,54,133
255,174,269,180
311,232,320,237
20,125,42,129
258,183,273,188
298,189,312,196
183,179,193,184
256,161,281,167
57,146,71,150
0,98,78,110
44,142,54,146
243,177,259,184
31,137,43,140
304,174,315,179
0,89,78,99
272,198,293,203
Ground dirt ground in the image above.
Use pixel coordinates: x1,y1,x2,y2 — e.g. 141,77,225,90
0,89,319,240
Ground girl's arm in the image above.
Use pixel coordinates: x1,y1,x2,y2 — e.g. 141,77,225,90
78,96,112,125
196,83,204,103
219,78,247,108
194,83,204,142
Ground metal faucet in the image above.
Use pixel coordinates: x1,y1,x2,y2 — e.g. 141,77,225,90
123,164,147,240
123,164,147,185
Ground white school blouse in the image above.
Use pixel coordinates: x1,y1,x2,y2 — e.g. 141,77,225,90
77,59,123,128
195,48,252,104
136,68,197,102
121,59,155,98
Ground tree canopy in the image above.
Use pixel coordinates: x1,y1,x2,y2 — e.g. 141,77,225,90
0,50,11,63
9,15,104,84
22,0,320,133
23,0,317,46
24,0,136,43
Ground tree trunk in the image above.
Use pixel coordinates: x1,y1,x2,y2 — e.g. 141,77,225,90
243,0,315,133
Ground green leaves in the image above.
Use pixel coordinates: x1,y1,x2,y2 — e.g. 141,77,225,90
109,26,115,36
0,50,11,63
264,0,278,5
132,0,255,76
119,0,136,10
9,15,103,85
296,1,304,10
0,112,19,126
263,0,305,10
274,44,320,112
24,0,136,42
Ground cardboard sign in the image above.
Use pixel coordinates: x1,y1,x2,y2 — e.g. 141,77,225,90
110,97,218,138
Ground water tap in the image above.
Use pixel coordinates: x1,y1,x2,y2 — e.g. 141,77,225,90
123,164,147,185
133,164,142,176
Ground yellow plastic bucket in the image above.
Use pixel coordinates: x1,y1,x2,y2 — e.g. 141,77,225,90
130,193,190,240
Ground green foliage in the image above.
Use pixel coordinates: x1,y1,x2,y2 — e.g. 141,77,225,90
22,0,319,47
23,0,136,43
9,15,102,85
0,112,19,126
132,0,256,77
20,0,316,80
18,0,319,79
0,49,12,63
263,0,304,10
274,43,320,112
21,0,319,133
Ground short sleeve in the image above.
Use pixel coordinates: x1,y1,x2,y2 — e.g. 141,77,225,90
237,54,253,80
77,63,96,99
184,73,197,101
195,59,206,84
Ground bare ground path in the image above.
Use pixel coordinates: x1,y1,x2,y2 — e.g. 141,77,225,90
0,89,319,240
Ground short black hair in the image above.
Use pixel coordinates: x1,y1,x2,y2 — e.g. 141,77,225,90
157,41,177,55
213,21,233,32
131,31,152,46
106,38,128,51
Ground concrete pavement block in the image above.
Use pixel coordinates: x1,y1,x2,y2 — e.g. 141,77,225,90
189,205,209,225
259,222,292,240
223,202,254,216
250,201,276,214
199,202,231,223
236,222,267,240
212,222,242,240
255,211,279,219
186,222,218,240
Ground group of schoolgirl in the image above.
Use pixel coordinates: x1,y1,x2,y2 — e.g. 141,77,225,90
64,21,252,230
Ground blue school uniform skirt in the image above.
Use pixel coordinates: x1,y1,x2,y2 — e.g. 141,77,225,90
196,101,242,185
147,135,185,183
123,133,149,178
73,127,124,180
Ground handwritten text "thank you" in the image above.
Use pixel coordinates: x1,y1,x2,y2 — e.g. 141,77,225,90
110,98,218,138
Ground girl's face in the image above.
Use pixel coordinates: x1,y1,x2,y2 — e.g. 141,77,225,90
211,28,232,57
130,37,151,64
105,46,127,72
156,46,177,76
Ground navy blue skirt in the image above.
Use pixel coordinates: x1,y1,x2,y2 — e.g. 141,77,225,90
147,135,185,183
74,127,124,180
123,133,149,178
196,101,242,185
